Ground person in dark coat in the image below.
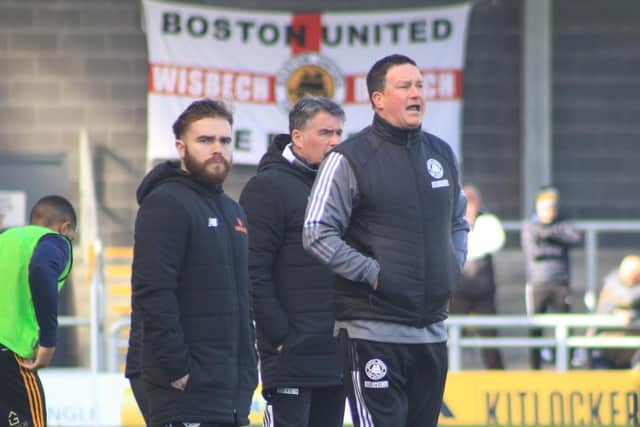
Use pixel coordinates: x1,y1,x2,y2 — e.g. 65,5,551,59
449,185,505,369
130,98,258,427
239,96,345,427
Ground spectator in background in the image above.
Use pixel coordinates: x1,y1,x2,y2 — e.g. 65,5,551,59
590,255,640,369
239,96,346,427
0,195,76,427
522,186,581,369
450,185,505,369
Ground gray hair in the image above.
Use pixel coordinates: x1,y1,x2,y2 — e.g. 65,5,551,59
289,95,345,134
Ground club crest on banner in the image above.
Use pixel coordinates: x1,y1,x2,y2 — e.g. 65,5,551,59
275,53,345,112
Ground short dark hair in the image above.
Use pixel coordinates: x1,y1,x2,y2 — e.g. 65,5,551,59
30,195,77,229
289,95,345,134
172,98,234,139
366,54,417,106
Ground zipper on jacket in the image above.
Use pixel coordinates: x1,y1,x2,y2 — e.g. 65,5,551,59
211,195,244,419
406,138,430,322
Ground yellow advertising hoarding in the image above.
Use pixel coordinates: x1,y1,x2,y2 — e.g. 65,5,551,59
440,371,640,426
120,371,639,426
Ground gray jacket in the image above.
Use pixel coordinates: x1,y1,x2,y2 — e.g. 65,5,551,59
521,216,581,286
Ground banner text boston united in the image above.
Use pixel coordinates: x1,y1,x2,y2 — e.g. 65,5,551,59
161,13,453,46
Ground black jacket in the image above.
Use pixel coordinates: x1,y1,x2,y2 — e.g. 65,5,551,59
239,135,341,391
124,308,142,378
132,161,258,426
331,115,465,327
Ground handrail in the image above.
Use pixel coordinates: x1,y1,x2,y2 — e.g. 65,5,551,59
446,314,640,372
109,317,132,373
107,314,640,373
59,316,91,327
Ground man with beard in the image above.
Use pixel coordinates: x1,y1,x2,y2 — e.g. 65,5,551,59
303,54,468,427
128,98,258,427
239,96,345,427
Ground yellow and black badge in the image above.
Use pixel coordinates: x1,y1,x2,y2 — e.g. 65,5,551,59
275,53,345,111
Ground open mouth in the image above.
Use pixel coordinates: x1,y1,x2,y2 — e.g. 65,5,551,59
407,104,422,112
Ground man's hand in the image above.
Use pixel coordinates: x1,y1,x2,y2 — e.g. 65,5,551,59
20,346,55,371
170,373,190,391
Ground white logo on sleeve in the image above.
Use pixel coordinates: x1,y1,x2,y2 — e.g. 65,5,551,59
208,217,218,228
364,358,389,388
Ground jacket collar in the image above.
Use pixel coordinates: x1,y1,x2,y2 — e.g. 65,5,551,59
372,114,422,146
283,143,318,175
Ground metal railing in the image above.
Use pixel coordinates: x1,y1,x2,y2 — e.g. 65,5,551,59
502,220,640,312
447,314,640,372
108,314,640,373
108,317,131,373
59,316,91,328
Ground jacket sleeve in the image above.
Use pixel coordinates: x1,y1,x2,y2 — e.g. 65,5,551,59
302,152,380,287
540,220,582,247
467,214,506,260
521,219,540,261
239,175,289,346
451,183,469,271
132,191,190,384
29,234,70,348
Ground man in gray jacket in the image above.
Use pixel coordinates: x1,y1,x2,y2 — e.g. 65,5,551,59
522,186,581,369
303,54,468,427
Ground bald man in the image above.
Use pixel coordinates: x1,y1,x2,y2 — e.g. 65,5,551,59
590,255,640,369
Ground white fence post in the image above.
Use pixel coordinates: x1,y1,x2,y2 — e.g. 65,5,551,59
555,323,569,372
449,324,462,372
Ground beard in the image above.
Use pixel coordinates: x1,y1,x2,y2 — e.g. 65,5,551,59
183,147,232,187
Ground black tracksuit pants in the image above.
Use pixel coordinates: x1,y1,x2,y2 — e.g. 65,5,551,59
262,385,345,427
526,283,571,369
338,330,448,427
0,346,46,427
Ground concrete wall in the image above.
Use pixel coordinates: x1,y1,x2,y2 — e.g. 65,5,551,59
553,1,640,219
0,0,147,245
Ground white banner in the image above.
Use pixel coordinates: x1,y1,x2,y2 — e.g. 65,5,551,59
0,190,26,227
143,0,471,165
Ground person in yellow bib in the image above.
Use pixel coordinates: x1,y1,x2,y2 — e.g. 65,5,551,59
0,195,76,427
